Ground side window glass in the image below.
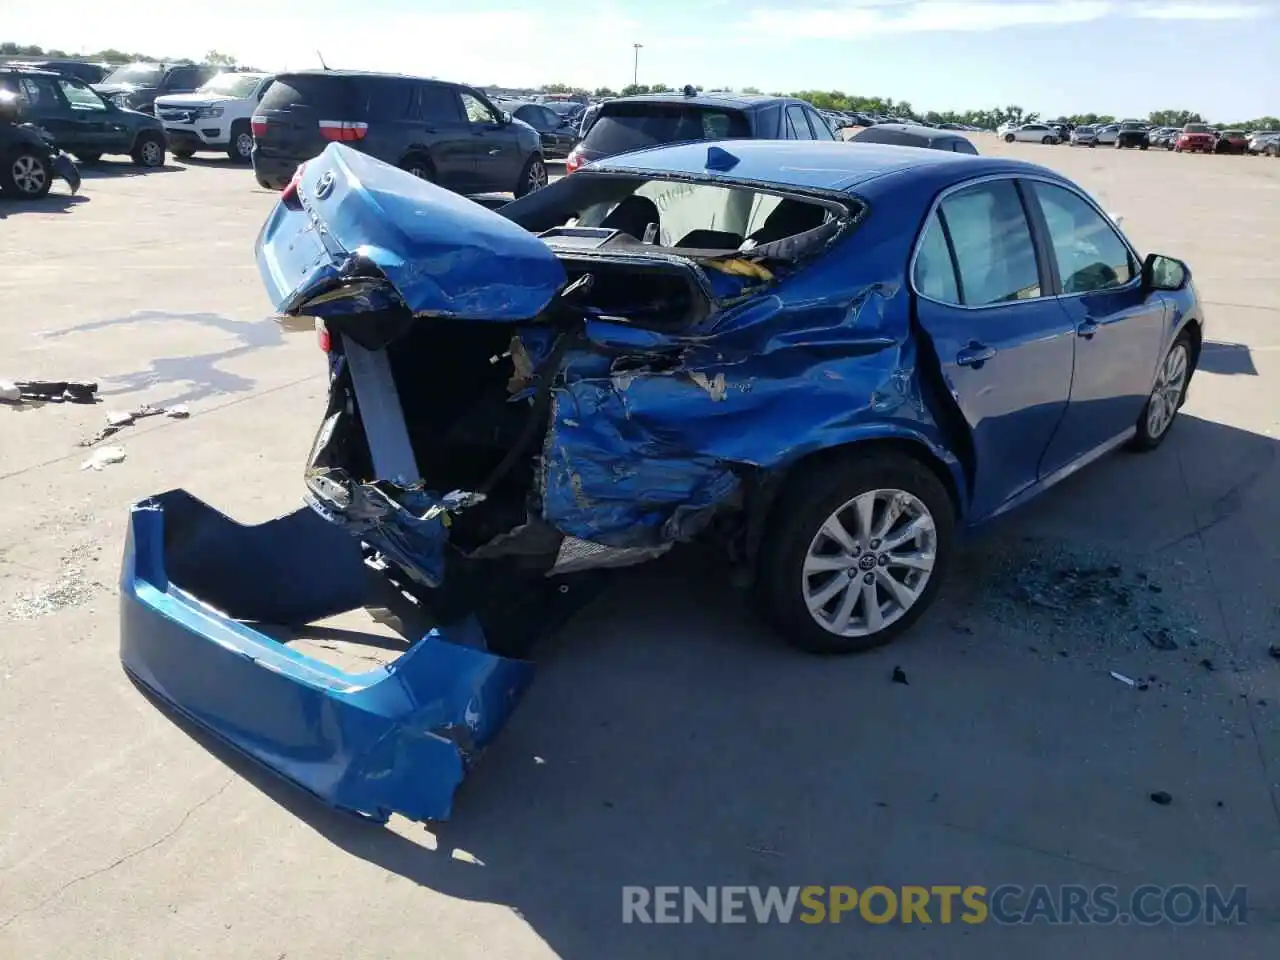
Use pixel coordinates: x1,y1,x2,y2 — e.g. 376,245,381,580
58,79,106,112
418,85,461,122
913,211,961,304
18,77,62,109
807,109,835,140
460,92,496,125
1029,181,1136,294
541,107,560,129
786,106,813,140
939,180,1042,306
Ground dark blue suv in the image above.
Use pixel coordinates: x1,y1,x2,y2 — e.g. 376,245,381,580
566,89,834,172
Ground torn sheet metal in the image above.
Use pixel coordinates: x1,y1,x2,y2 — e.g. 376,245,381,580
118,490,533,823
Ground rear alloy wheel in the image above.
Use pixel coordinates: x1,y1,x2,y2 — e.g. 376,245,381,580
758,454,954,654
1,151,52,198
1129,335,1193,451
228,122,254,163
400,155,433,181
516,155,548,197
1004,133,1015,143
132,132,166,168
1041,136,1053,145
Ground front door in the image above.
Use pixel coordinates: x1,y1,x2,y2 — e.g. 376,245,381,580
53,77,119,152
1025,179,1170,472
911,177,1076,520
413,83,474,191
459,89,522,193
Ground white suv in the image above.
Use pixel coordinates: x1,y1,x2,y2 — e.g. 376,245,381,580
154,71,274,162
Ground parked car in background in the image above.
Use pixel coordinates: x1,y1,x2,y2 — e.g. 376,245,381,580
93,62,220,115
1251,132,1280,157
1001,122,1059,144
14,59,109,85
0,66,168,166
1070,125,1098,146
542,99,584,128
1150,127,1178,149
250,71,547,196
1048,122,1071,142
1214,129,1248,155
1174,123,1216,153
0,88,81,198
498,100,577,159
1115,121,1150,150
1246,130,1280,154
1093,124,1120,146
565,89,834,173
849,122,978,154
156,71,274,162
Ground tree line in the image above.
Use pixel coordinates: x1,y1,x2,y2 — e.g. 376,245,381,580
6,45,1275,130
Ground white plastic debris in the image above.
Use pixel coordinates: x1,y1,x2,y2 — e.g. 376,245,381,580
166,404,190,418
1110,671,1137,687
0,379,20,403
80,446,126,471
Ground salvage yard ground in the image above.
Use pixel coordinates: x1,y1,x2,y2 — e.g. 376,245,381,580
2,141,1279,959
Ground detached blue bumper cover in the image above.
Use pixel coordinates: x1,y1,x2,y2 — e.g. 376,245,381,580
119,490,534,822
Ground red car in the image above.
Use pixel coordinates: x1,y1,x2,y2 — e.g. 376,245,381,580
1214,129,1249,155
1175,123,1216,153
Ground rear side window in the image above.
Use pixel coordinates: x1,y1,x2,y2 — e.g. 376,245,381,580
417,84,462,122
935,180,1042,306
913,212,961,304
581,103,750,153
362,78,416,121
807,108,835,140
258,74,361,116
785,105,813,140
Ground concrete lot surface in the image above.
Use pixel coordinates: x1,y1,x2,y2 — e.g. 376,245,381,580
1,141,1279,959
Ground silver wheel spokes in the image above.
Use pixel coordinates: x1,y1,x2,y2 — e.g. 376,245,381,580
530,161,547,190
237,134,253,156
1147,343,1188,438
143,141,162,165
802,489,937,637
13,155,46,193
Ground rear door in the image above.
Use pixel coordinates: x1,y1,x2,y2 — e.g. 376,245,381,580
1026,179,1169,471
7,74,79,146
413,82,473,190
784,104,814,140
911,177,1076,520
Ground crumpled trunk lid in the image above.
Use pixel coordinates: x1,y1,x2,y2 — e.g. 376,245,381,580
255,142,568,322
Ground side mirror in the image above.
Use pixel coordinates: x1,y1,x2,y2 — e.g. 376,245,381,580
499,111,512,125
1142,253,1190,292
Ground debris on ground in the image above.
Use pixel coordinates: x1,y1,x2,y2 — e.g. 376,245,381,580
80,446,126,471
891,666,909,685
79,403,190,446
0,379,98,404
1268,645,1280,661
6,556,102,620
1110,671,1137,687
952,538,1204,654
1149,791,1173,806
1199,658,1216,672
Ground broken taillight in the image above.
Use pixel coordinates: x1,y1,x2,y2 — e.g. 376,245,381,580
565,150,582,174
316,317,331,353
318,120,369,142
250,114,267,138
281,163,306,207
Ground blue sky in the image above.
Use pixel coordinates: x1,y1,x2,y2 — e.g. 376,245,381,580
8,0,1279,119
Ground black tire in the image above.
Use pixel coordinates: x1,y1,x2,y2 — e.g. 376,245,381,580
227,121,253,163
73,151,101,164
131,132,166,168
1041,136,1053,145
1003,133,1015,143
1140,143,1149,150
1128,332,1194,452
173,150,195,160
0,149,53,198
515,154,548,197
1089,141,1097,148
399,153,434,181
757,451,956,654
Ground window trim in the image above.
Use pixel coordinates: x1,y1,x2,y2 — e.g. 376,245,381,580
908,173,1144,311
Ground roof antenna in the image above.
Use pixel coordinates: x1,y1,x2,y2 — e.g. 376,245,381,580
316,50,330,71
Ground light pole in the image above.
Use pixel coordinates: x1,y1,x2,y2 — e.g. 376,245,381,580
632,43,643,88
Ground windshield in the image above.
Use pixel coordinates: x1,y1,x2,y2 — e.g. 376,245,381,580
102,62,163,86
1076,126,1095,133
581,103,751,154
1222,130,1244,137
1184,123,1210,133
1121,122,1143,130
198,73,264,98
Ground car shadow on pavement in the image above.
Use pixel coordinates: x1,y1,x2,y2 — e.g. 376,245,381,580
0,193,87,217
1198,341,1258,376
39,310,285,405
136,412,1280,958
76,161,183,180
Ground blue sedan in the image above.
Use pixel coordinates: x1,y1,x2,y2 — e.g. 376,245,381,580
119,139,1202,822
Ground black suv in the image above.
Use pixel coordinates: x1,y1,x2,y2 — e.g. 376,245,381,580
566,90,834,172
1115,122,1150,150
251,71,546,196
93,62,219,115
0,67,168,166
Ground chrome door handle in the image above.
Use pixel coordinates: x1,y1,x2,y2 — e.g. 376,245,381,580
956,342,997,368
1077,319,1099,339
488,149,501,156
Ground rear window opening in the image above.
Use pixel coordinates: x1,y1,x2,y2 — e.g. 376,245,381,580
258,73,361,116
580,103,751,154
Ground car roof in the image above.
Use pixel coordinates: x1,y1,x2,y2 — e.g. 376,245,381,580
856,122,962,142
0,66,62,78
276,69,447,84
590,139,1051,194
602,92,800,111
